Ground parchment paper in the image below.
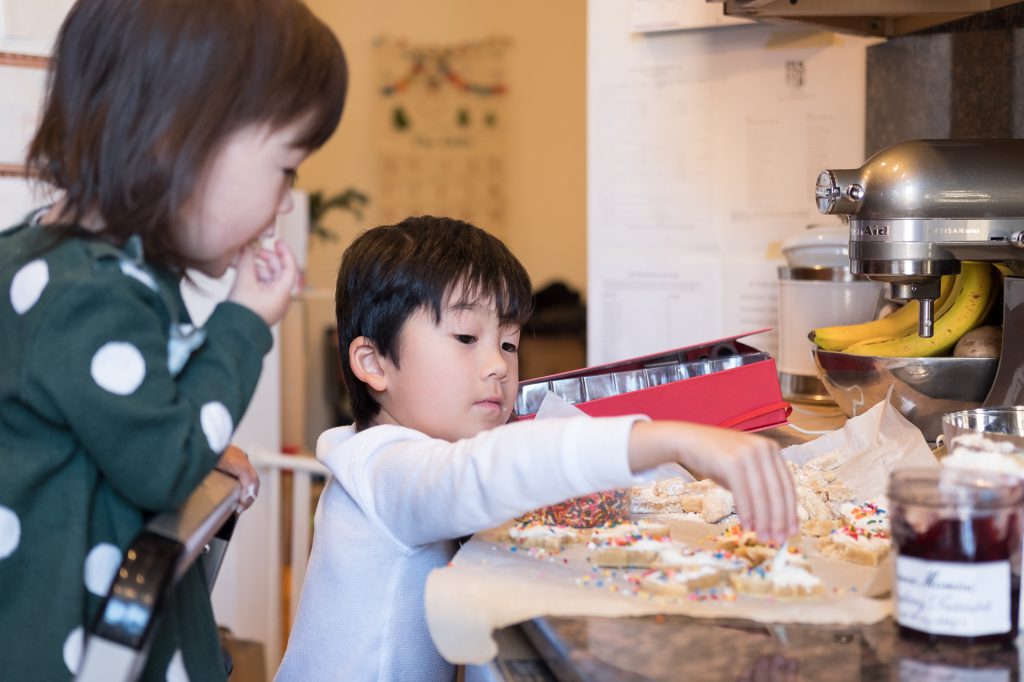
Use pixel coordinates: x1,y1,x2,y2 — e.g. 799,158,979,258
781,394,940,502
424,396,937,666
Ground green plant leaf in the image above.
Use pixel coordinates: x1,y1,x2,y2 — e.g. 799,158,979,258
307,187,370,241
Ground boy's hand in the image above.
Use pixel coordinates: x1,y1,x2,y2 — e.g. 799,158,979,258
215,445,260,511
629,421,798,544
228,239,297,327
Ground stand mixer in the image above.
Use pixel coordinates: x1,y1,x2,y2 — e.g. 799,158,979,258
814,139,1024,406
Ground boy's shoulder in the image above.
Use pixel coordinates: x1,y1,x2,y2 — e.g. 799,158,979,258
317,423,427,454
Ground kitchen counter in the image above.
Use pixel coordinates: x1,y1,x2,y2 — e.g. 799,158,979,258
472,402,1003,682
510,614,1020,681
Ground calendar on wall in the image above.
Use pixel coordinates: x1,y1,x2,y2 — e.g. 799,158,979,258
373,36,510,238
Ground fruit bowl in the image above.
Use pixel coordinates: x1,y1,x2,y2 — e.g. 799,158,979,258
812,349,999,443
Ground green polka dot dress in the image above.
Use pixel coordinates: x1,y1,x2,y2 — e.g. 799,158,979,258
0,222,272,681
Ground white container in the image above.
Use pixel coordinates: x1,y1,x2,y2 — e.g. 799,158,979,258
777,225,883,402
779,223,850,268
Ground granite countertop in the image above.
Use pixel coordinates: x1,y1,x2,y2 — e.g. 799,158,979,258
519,614,1020,681
497,404,994,681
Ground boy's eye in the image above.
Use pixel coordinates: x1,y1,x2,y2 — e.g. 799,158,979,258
455,334,476,345
501,342,518,353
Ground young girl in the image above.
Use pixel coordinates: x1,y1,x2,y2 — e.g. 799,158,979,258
0,1,347,680
275,216,797,681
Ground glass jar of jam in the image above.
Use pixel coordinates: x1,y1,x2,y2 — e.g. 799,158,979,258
889,467,1024,647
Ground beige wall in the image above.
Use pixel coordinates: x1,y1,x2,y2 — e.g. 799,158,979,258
287,1,587,448
299,0,588,296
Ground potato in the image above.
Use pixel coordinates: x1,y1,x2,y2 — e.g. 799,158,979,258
953,325,1002,358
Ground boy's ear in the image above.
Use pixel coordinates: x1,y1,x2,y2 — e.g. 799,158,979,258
349,336,388,392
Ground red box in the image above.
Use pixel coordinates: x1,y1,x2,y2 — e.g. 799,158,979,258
516,330,791,432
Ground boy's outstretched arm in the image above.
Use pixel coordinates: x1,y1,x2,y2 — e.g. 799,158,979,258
628,422,798,544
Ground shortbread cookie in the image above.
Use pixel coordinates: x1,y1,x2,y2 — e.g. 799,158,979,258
804,451,845,471
630,486,702,514
629,477,738,521
840,500,890,533
630,477,703,514
587,520,674,567
785,455,855,529
796,484,832,525
800,517,839,537
823,481,855,517
653,547,747,575
639,567,729,596
715,525,777,566
731,550,823,599
818,528,890,566
589,520,671,544
817,501,890,566
657,477,693,496
700,486,735,523
588,537,674,568
506,521,582,551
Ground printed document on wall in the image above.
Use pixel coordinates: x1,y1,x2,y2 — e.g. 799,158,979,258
588,4,875,362
629,0,748,33
588,245,722,364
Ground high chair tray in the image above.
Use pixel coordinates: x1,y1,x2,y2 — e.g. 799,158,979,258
515,330,791,432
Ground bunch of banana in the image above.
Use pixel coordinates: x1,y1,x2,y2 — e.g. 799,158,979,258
809,261,998,357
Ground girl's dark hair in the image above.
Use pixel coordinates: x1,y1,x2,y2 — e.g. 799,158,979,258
336,216,534,431
26,0,347,271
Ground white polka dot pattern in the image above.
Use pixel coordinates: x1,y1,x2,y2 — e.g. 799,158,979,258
10,259,49,314
90,342,146,396
200,402,233,453
84,543,122,596
0,505,20,559
167,649,190,682
63,627,84,674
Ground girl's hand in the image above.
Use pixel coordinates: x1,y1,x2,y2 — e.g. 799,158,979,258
215,445,260,511
629,421,798,544
228,239,297,326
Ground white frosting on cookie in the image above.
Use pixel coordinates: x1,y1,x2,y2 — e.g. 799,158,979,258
643,566,720,585
657,548,745,572
770,564,822,589
838,501,890,534
590,520,667,541
509,523,578,540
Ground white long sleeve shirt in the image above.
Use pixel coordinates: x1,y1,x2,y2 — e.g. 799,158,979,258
274,414,643,682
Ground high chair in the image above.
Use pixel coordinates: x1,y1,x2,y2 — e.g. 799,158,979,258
75,470,242,682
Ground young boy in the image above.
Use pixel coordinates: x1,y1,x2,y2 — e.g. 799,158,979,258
275,216,797,682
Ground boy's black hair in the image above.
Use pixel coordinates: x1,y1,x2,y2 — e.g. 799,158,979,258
27,0,347,272
335,216,534,430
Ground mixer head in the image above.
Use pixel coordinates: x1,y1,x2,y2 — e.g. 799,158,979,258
815,139,1024,336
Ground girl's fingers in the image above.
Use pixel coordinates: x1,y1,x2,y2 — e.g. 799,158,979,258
254,256,273,284
254,240,290,285
275,240,297,278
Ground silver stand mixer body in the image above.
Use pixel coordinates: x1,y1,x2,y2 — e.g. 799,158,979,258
815,139,1024,406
